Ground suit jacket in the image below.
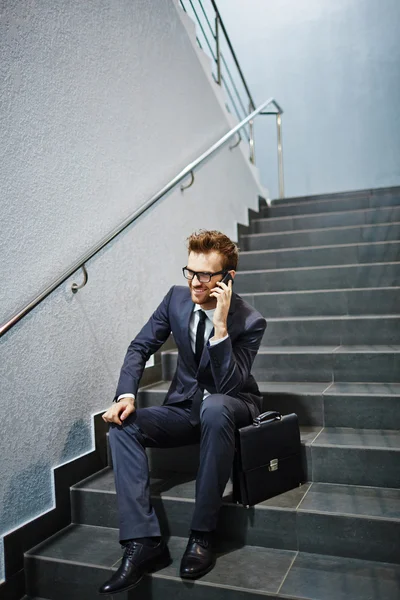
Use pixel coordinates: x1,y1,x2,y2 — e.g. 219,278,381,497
115,285,267,420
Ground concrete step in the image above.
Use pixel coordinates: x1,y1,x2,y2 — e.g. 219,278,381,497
262,315,400,346
233,262,400,293
263,193,400,218
70,467,400,564
310,427,400,488
140,425,400,489
240,222,400,251
25,523,400,600
137,380,400,430
240,287,400,317
162,346,400,384
250,206,400,234
239,242,400,271
251,345,400,384
269,186,400,206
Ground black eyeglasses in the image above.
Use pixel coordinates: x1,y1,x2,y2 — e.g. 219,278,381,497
182,267,227,283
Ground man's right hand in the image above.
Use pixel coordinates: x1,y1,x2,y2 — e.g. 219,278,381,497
102,397,136,426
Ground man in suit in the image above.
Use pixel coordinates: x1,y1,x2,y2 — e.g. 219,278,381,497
99,230,266,595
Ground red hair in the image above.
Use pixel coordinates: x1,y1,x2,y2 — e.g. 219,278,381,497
187,230,238,270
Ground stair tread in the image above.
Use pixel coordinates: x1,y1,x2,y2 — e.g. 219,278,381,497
279,551,400,599
251,205,399,224
323,381,400,395
257,345,400,353
261,314,400,321
26,524,296,593
73,467,400,521
241,221,400,239
314,427,400,449
270,186,400,204
26,524,400,599
140,380,400,396
236,260,400,274
240,286,400,296
240,240,400,256
269,195,400,210
260,381,400,396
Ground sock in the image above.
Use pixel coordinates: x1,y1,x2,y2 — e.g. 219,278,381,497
121,536,161,548
134,536,161,547
191,530,213,544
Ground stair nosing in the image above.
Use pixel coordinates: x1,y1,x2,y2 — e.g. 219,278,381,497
311,442,400,452
239,286,400,296
25,534,302,599
240,221,400,239
139,381,400,397
250,205,399,224
259,314,400,321
240,240,400,256
270,187,400,203
268,196,400,210
256,345,400,353
24,552,112,571
71,472,400,524
236,260,400,274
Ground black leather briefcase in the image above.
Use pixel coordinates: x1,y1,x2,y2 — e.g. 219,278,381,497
232,411,304,507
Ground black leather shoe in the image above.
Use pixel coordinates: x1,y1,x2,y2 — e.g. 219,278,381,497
98,539,171,595
180,532,215,579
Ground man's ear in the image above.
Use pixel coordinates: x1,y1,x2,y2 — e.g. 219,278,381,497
229,270,236,280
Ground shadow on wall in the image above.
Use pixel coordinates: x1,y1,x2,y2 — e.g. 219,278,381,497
0,461,53,539
59,418,93,464
0,418,92,579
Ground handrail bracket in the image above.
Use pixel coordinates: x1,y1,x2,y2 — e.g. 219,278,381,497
71,264,88,294
180,170,195,192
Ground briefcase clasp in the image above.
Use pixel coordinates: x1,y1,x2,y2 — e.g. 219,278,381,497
268,458,279,472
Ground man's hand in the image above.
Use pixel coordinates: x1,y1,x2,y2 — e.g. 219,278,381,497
102,397,136,426
210,278,233,339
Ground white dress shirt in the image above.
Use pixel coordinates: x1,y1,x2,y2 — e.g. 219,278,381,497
118,304,228,401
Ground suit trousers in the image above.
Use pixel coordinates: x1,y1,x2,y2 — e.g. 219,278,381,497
109,394,251,541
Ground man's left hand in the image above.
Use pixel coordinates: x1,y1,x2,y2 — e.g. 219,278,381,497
210,279,233,339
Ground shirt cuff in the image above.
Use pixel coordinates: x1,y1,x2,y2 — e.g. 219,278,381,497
117,393,136,401
209,334,229,346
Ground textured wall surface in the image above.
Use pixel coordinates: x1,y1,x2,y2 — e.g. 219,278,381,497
0,0,264,581
216,0,400,198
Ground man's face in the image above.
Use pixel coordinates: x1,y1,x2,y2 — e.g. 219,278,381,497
186,251,225,306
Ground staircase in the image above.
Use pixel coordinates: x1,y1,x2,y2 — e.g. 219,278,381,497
23,187,400,600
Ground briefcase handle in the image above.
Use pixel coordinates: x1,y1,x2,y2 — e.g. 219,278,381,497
253,411,282,427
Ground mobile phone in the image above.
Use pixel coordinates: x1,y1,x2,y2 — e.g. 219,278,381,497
220,272,234,285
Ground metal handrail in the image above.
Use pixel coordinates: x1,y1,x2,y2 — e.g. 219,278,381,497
210,0,256,110
0,97,283,338
181,0,254,125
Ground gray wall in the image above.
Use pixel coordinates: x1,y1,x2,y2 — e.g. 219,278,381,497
0,0,264,581
216,0,400,198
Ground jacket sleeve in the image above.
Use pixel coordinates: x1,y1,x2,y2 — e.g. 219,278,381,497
114,286,174,399
207,316,266,397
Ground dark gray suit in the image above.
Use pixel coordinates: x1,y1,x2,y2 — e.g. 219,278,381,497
110,285,266,539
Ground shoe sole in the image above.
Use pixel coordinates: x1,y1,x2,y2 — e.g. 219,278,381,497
180,559,216,580
98,553,172,595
